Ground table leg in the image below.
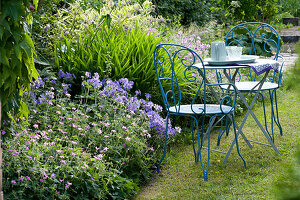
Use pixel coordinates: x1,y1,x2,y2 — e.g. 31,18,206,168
223,69,253,148
223,71,280,164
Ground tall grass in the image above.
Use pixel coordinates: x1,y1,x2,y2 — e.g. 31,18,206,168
54,19,165,95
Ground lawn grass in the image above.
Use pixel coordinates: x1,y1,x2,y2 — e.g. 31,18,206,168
133,87,300,200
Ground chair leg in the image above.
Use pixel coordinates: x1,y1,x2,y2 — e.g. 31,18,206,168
231,113,247,169
157,114,170,173
202,115,216,181
196,116,206,180
225,116,232,137
272,90,283,136
190,117,197,162
217,116,229,146
259,92,273,142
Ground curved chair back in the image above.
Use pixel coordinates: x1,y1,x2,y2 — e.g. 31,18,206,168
154,44,206,114
225,22,284,83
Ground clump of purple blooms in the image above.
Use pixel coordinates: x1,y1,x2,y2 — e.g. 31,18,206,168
176,30,210,58
2,70,181,199
82,72,180,136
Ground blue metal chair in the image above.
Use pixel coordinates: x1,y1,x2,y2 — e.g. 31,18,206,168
217,22,284,143
154,43,246,181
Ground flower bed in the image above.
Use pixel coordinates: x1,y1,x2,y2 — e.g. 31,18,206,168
2,71,180,199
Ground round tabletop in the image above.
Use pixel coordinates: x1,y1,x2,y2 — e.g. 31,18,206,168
194,59,279,71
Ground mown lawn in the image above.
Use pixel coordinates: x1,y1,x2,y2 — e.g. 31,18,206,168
134,86,300,199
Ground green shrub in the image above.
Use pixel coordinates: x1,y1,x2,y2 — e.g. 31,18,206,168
0,0,39,121
273,148,300,200
152,0,215,27
211,0,280,24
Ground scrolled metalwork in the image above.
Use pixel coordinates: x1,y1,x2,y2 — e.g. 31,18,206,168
226,22,280,59
154,43,205,113
154,43,246,181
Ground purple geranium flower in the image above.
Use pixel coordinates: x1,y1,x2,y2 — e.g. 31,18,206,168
65,72,72,80
59,70,65,78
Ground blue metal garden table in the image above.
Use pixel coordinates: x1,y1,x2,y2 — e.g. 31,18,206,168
194,58,281,163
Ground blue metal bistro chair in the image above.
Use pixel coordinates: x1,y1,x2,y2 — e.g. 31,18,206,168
218,22,284,143
154,43,246,181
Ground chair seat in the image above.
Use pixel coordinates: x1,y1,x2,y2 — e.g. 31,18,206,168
220,81,279,91
169,104,233,115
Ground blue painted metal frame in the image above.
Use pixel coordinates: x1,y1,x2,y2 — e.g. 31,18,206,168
220,22,283,142
154,43,246,181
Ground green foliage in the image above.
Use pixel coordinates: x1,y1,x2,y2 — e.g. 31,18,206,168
211,0,280,24
279,0,300,17
0,0,39,121
152,0,215,27
32,0,163,60
269,12,294,30
54,19,166,98
273,148,300,200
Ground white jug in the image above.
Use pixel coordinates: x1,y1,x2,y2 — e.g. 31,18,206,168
211,41,227,61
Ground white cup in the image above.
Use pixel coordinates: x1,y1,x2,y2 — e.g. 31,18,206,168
226,46,243,59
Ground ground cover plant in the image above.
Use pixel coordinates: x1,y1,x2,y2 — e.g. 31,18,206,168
2,70,181,199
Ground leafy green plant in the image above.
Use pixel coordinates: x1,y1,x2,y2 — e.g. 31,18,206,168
273,148,300,200
54,18,166,98
0,0,39,121
32,0,163,60
211,0,280,24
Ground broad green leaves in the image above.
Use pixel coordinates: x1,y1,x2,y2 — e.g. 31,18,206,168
0,0,25,24
0,0,39,121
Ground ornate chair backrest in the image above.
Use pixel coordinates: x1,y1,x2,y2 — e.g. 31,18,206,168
225,22,284,83
154,44,206,114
